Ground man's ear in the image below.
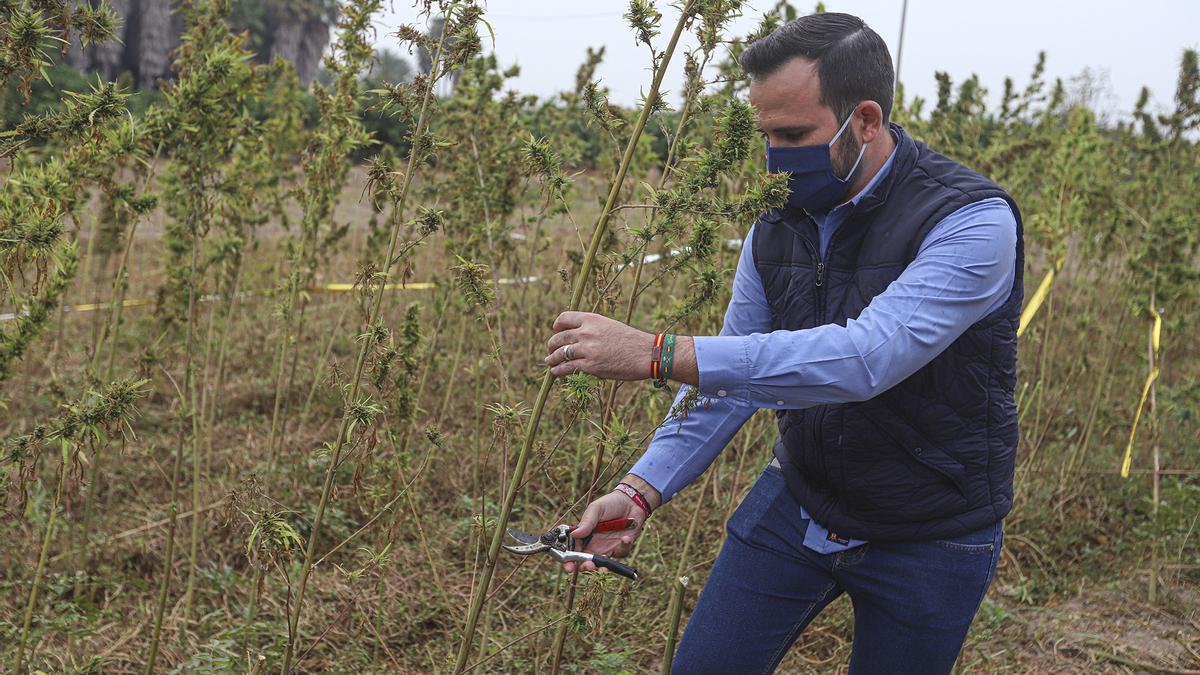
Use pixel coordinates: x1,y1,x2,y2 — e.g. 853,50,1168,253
857,101,886,144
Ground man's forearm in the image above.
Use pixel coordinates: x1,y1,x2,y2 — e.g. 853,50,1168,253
625,379,757,505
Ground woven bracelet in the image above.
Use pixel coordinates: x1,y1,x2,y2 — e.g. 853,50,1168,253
614,482,653,519
653,333,676,389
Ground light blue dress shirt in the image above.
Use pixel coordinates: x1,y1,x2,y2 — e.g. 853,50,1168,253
629,137,1018,553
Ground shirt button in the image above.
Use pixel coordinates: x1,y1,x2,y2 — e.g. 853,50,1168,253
717,389,727,397
777,400,785,406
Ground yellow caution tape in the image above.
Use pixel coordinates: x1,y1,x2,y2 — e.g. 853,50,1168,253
310,282,436,292
1120,303,1163,478
1017,256,1064,338
4,240,751,322
0,297,155,321
68,298,154,313
2,245,1069,334
1,276,543,322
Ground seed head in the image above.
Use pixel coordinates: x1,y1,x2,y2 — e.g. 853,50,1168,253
452,256,494,309
624,0,662,48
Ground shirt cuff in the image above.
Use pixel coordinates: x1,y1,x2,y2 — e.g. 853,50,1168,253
693,335,750,403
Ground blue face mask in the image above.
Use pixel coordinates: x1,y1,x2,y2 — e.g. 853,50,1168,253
765,112,867,212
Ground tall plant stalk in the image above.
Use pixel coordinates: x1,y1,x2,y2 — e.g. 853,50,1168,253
278,14,453,672
265,3,377,472
143,0,258,649
660,470,715,668
265,284,300,468
661,576,689,674
453,4,696,670
186,160,264,617
145,241,200,674
14,439,69,673
200,248,249,478
9,378,145,673
75,157,159,593
183,299,206,621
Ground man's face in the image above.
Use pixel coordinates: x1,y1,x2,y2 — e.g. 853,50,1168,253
749,56,862,180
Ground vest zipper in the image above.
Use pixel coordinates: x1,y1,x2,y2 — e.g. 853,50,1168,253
809,212,850,475
798,236,824,321
817,206,858,322
799,231,829,473
812,404,829,483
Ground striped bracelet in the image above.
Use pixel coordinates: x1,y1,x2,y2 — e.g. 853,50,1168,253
650,332,676,388
614,482,653,519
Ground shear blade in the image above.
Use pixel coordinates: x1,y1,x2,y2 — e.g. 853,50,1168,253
503,528,546,554
506,528,540,544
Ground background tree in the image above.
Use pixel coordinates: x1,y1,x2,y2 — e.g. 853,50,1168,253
66,0,337,87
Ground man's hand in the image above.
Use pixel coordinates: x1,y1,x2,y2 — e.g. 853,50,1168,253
545,311,652,380
545,311,698,385
563,475,663,574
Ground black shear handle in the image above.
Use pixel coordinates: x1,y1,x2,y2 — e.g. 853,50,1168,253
591,554,639,581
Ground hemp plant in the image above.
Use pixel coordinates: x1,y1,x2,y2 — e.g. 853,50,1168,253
452,2,702,671
278,3,482,672
195,61,305,485
5,377,146,673
0,3,166,623
265,0,377,472
432,54,533,384
544,6,797,668
143,0,261,666
0,1,119,103
0,78,130,383
513,49,611,356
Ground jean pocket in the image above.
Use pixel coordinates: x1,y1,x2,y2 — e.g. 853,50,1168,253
727,466,808,559
934,521,1002,553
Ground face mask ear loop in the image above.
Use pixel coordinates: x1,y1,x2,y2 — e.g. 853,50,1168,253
844,139,868,179
829,110,856,147
831,110,869,180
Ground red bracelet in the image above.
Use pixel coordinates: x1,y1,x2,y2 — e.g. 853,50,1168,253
614,482,653,519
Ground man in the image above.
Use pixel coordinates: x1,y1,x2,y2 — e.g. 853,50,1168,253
543,12,1022,674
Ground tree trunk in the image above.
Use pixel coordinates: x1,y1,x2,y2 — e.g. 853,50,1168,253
269,14,330,85
134,0,183,89
64,0,330,88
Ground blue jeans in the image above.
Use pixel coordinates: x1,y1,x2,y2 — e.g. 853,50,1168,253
673,465,1002,674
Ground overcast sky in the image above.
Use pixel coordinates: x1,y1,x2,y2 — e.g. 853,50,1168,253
371,1,1199,121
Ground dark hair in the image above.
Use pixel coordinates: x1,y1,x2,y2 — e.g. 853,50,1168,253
740,12,894,123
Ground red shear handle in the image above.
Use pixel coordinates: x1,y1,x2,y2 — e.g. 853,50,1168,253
572,517,637,553
593,517,637,533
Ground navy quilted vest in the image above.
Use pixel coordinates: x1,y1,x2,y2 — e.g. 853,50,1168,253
756,124,1024,541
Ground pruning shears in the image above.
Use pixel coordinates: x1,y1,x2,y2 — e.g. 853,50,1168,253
503,518,641,581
